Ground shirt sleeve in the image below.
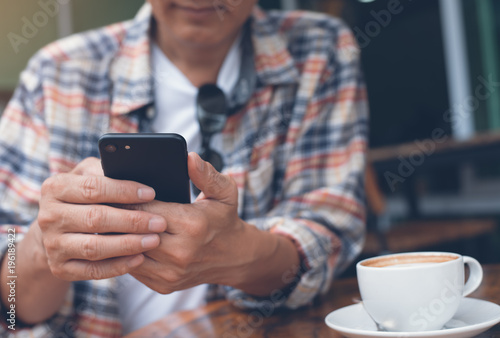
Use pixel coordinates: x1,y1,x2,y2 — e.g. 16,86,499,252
225,23,368,309
0,53,77,337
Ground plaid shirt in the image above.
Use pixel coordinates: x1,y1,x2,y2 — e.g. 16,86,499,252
0,4,368,337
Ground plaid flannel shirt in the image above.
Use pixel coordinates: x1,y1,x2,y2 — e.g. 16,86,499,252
0,3,368,337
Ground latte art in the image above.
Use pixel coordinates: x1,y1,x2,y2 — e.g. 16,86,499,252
383,262,439,269
362,254,458,268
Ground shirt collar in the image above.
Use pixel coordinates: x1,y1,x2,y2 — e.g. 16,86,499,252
109,4,299,116
109,3,154,116
251,7,299,86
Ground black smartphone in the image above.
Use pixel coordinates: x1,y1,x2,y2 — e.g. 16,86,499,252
98,133,191,204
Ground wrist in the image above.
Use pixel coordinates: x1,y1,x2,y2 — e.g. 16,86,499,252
230,223,300,296
2,222,71,325
18,222,51,275
206,219,264,286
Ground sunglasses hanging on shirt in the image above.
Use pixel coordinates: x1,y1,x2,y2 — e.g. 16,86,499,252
192,84,226,196
192,21,257,196
196,84,227,173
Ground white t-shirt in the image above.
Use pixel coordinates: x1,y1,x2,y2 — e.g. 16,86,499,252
116,38,242,335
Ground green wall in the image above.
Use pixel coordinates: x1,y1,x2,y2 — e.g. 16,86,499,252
0,0,144,91
0,0,58,90
72,0,144,34
0,0,278,92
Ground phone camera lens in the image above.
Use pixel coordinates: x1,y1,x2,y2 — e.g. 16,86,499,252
105,144,117,153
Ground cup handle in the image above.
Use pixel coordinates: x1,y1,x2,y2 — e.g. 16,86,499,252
462,256,483,297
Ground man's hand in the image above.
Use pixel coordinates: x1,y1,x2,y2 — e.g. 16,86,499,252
37,157,167,281
128,152,248,293
129,153,300,296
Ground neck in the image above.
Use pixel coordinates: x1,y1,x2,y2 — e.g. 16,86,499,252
154,23,241,88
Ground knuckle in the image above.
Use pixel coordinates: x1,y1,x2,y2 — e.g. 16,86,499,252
126,212,144,233
81,157,98,167
163,270,181,285
49,265,65,279
116,261,132,276
117,183,133,200
85,263,103,280
42,237,58,254
43,174,69,195
81,236,100,260
48,261,72,281
85,207,103,233
213,172,228,189
175,249,193,269
81,176,103,201
119,236,138,255
186,222,204,238
74,158,89,170
37,209,57,230
72,157,100,176
207,166,232,191
207,165,220,187
41,176,58,195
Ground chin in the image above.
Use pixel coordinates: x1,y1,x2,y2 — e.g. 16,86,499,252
151,1,251,48
174,27,229,48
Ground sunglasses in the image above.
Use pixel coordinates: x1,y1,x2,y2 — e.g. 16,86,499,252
193,84,228,195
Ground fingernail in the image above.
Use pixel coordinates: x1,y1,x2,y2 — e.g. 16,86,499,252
142,234,159,249
138,187,155,200
149,216,166,232
128,255,143,268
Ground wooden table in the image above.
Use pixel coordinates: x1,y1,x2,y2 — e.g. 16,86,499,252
126,265,500,337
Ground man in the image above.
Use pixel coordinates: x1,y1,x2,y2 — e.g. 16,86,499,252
0,0,368,336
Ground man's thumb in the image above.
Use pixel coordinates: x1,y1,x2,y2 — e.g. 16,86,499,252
188,152,236,203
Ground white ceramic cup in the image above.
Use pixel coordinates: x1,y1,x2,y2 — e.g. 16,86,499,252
356,252,483,332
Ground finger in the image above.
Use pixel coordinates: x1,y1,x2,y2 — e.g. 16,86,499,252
42,173,156,204
38,203,167,234
188,152,237,205
51,233,160,261
57,254,145,281
132,258,203,292
72,157,104,176
140,232,206,272
60,204,167,234
130,271,174,295
125,201,194,235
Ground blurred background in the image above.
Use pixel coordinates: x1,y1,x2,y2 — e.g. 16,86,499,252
1,0,499,273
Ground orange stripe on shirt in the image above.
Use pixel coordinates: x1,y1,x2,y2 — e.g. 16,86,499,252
3,108,48,138
0,169,40,203
285,140,366,179
292,192,365,221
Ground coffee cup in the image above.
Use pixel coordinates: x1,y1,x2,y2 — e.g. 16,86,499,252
356,252,483,332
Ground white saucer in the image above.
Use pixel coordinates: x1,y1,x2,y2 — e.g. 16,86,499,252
325,298,500,338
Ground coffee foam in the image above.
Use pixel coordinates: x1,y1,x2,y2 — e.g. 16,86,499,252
362,254,458,268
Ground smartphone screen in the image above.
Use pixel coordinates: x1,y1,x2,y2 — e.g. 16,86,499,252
98,133,191,204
